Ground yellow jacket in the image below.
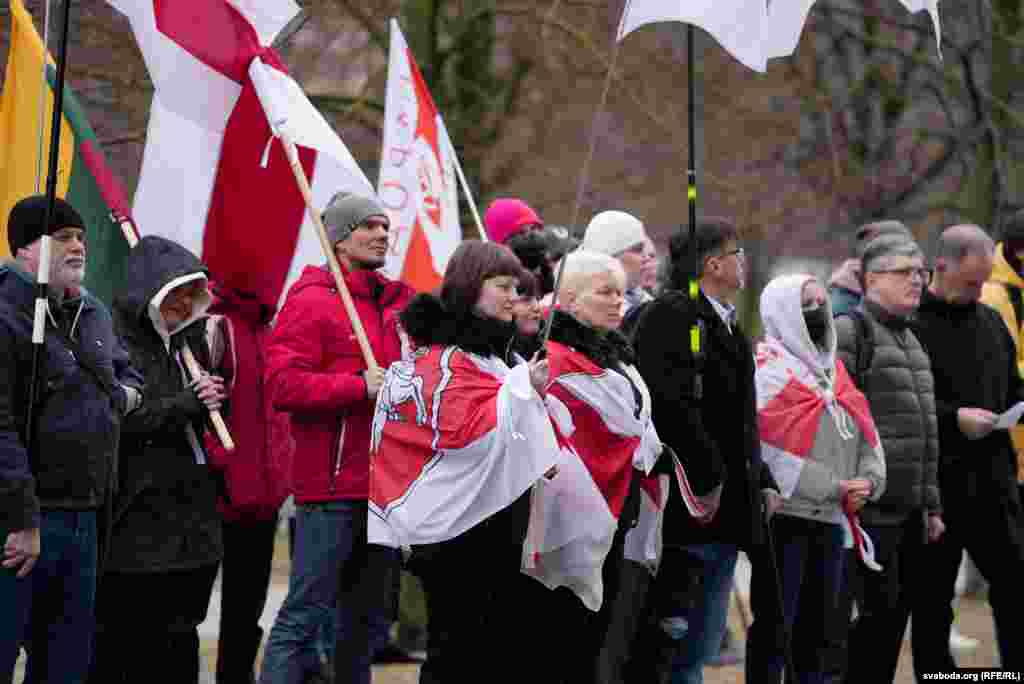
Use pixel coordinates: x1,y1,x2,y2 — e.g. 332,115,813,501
981,242,1024,484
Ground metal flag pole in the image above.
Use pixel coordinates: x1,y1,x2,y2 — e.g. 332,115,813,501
27,0,73,459
538,0,633,350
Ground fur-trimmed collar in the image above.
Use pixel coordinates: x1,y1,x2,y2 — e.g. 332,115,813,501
400,293,518,361
547,309,635,368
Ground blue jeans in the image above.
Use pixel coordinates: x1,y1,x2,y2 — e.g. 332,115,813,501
0,510,98,684
260,500,389,684
746,516,845,684
667,543,739,684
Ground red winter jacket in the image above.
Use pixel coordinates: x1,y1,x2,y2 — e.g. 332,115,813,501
203,285,289,522
265,264,413,503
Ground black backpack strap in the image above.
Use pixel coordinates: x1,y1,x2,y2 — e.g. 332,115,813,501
840,309,874,391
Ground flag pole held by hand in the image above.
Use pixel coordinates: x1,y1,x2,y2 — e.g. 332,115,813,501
116,219,236,452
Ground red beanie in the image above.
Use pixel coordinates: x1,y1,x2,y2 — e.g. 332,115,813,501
484,198,542,244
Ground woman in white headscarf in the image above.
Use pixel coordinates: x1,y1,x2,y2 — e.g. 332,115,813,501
746,273,886,684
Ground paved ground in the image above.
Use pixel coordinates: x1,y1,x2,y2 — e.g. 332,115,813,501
13,533,1003,684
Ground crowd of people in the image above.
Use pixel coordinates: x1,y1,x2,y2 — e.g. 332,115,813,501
2,189,1023,684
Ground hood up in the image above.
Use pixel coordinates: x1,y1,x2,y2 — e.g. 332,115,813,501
760,273,836,383
115,235,211,346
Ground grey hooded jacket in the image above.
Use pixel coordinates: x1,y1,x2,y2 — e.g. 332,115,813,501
757,274,886,525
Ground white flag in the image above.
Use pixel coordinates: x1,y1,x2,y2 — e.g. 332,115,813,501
617,0,770,73
765,0,942,60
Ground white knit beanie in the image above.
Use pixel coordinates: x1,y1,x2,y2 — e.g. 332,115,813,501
582,210,648,256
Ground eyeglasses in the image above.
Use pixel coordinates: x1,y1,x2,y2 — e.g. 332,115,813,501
870,267,930,281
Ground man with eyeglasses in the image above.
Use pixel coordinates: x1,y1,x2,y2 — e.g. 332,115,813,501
836,232,943,683
911,224,1024,673
629,218,779,684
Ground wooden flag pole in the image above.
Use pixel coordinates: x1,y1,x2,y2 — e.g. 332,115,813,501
116,218,236,452
278,133,379,371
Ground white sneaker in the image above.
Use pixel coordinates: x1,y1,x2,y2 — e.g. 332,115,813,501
949,627,979,653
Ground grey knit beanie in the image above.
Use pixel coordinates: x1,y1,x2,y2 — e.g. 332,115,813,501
321,192,387,245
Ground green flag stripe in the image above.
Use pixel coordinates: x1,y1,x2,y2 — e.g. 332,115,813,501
46,65,129,307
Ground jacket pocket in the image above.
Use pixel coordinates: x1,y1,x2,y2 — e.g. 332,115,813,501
328,413,348,494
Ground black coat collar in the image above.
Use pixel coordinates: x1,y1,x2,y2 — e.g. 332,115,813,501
400,293,518,360
547,309,635,368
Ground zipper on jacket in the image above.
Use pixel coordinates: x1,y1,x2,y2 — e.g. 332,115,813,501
328,414,347,495
895,330,932,506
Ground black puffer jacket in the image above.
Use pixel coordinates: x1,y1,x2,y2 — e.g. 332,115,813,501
0,263,141,531
835,300,941,526
107,236,223,572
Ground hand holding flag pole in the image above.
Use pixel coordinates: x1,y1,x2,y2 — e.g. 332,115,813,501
112,217,236,452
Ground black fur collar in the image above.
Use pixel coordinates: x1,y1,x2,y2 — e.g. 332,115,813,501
400,293,518,360
547,309,635,368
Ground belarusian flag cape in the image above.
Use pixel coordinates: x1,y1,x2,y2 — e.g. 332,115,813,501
524,340,719,610
624,473,670,575
756,336,883,571
368,345,558,549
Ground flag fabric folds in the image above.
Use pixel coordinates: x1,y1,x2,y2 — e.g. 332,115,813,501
377,19,462,293
756,337,883,571
368,346,558,549
0,0,132,305
618,0,942,72
107,0,374,312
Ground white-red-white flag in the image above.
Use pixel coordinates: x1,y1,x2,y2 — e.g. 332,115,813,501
368,346,558,549
623,474,670,575
377,19,462,293
107,0,374,312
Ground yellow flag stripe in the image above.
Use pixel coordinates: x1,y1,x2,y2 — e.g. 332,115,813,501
0,0,75,259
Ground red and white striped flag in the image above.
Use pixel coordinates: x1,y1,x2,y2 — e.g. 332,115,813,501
377,19,462,293
756,337,883,571
368,345,558,549
108,0,374,312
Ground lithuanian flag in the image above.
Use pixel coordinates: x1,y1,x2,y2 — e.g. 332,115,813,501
0,0,133,306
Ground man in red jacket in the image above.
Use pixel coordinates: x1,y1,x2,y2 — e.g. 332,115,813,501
260,192,414,684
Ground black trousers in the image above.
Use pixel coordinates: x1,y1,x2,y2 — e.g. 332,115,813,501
90,563,220,684
407,501,537,684
216,515,279,684
845,512,941,683
597,558,653,684
518,525,631,684
907,479,1024,674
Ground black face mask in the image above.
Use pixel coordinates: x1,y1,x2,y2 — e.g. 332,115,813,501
803,305,829,344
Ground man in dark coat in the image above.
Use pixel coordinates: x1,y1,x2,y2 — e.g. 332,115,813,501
0,195,142,683
90,235,227,684
912,224,1024,671
630,218,779,684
